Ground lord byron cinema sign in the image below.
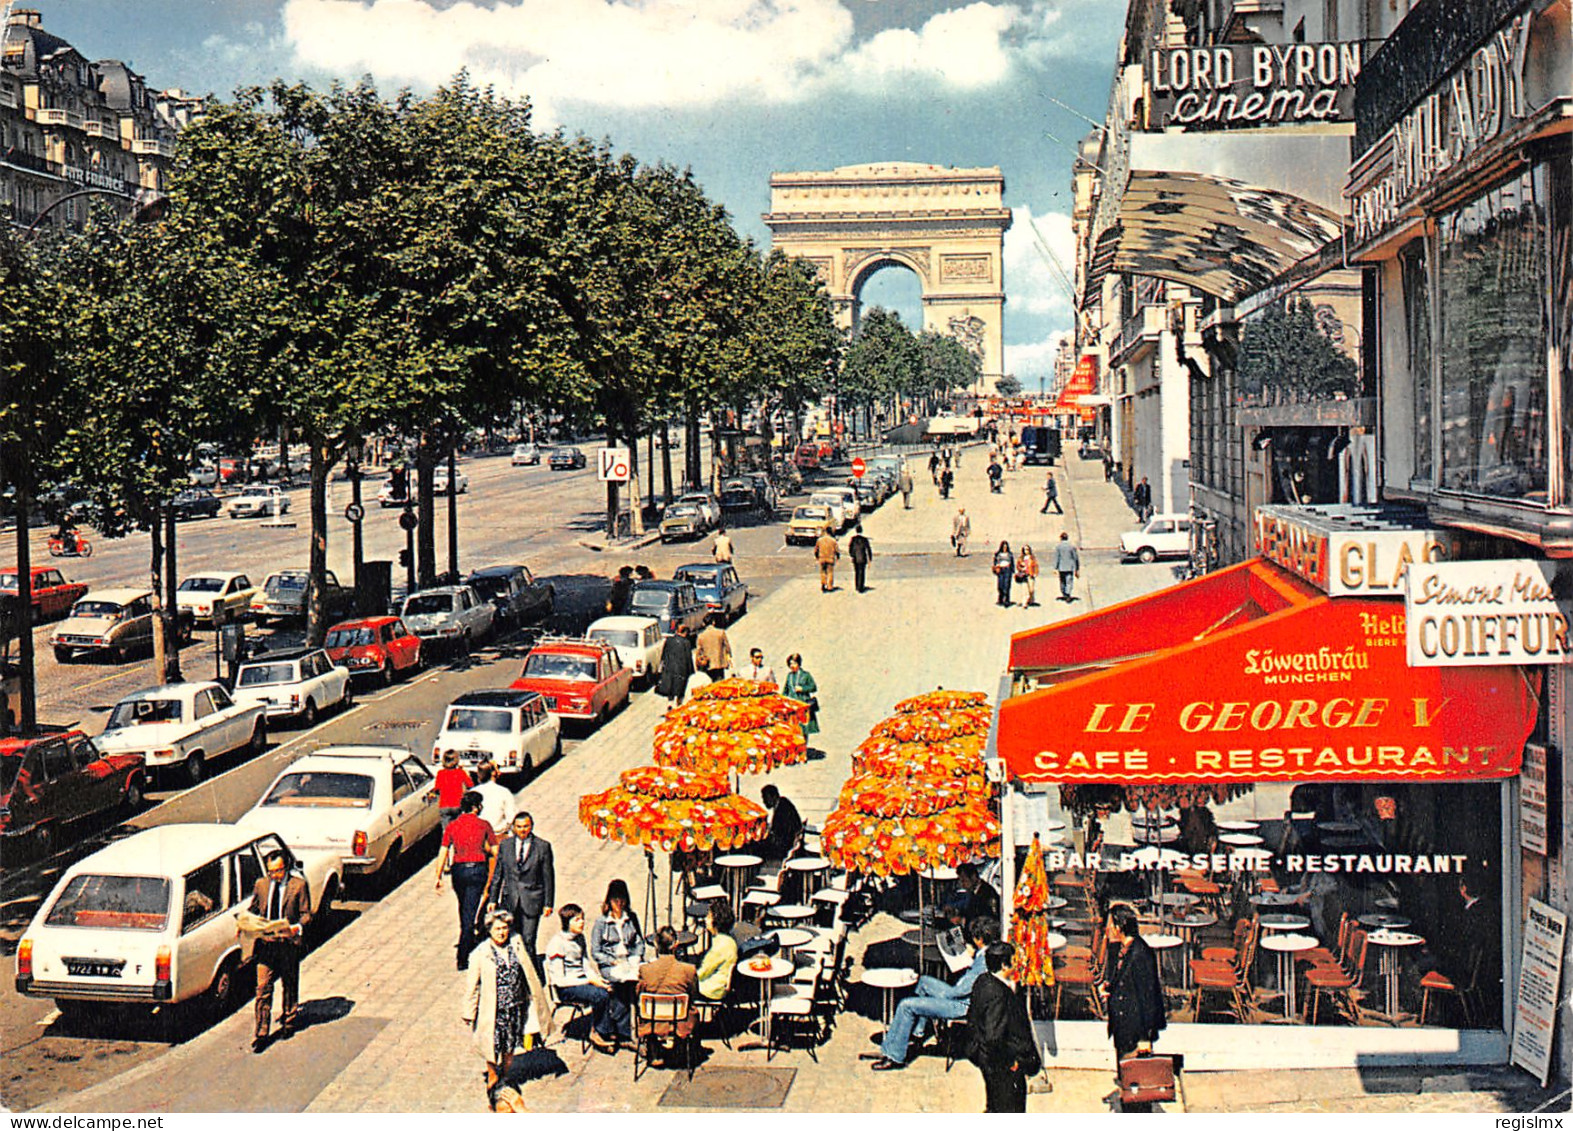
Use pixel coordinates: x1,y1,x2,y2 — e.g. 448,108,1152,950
1146,41,1364,130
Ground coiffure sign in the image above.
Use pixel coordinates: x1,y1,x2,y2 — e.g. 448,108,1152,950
1253,506,1463,597
1147,42,1364,130
1348,11,1534,245
1405,559,1573,666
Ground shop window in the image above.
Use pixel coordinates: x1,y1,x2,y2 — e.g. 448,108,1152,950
1550,158,1572,509
1399,240,1431,485
1436,166,1550,502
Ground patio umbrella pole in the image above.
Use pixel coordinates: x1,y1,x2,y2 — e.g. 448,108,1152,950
644,848,658,936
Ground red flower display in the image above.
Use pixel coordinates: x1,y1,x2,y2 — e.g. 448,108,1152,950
579,764,768,853
894,689,990,714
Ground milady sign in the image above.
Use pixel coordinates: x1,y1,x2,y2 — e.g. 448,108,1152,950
1405,559,1573,666
1147,41,1364,130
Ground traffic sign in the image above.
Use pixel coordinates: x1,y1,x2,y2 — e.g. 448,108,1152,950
398,509,418,532
598,448,632,482
851,457,867,479
344,502,365,524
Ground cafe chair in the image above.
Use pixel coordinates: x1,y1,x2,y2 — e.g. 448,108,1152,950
544,977,591,1053
691,992,736,1050
1304,931,1369,1025
1420,950,1481,1028
633,992,696,1082
767,983,821,1062
929,1014,969,1072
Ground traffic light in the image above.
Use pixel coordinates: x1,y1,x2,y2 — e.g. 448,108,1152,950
398,548,411,569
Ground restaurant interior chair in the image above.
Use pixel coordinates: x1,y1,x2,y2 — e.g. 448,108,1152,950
1419,949,1481,1027
1188,924,1256,1023
1304,930,1369,1024
633,992,696,1081
1051,940,1106,1021
1295,913,1351,973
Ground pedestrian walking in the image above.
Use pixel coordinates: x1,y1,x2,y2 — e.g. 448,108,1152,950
1053,530,1081,601
928,449,941,485
814,527,840,592
1134,476,1153,522
1017,544,1040,606
940,466,954,499
463,908,552,1111
848,524,873,592
434,791,498,970
951,506,971,557
472,760,515,836
656,623,695,708
434,750,473,831
1103,452,1114,482
1040,470,1062,514
712,527,734,564
487,811,555,973
898,464,914,508
694,613,733,680
1103,904,1167,1112
781,653,819,742
965,941,1042,1112
605,565,634,616
986,458,1003,494
992,541,1015,607
743,647,776,684
953,444,963,468
247,850,311,1053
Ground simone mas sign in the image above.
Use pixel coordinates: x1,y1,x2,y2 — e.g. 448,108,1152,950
1405,560,1572,666
1146,41,1364,130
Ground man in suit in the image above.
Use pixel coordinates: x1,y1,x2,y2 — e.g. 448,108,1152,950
487,811,554,970
966,941,1041,1112
693,613,732,682
249,850,311,1053
636,926,700,1052
759,784,801,863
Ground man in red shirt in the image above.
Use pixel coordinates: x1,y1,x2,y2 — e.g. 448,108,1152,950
433,751,474,830
434,792,497,969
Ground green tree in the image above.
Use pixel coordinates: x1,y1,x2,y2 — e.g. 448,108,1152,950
995,374,1023,397
1237,297,1358,400
918,329,983,409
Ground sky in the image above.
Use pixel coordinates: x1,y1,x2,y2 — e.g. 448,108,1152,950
38,0,1129,382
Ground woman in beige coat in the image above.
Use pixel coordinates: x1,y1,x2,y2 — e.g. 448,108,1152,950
463,909,553,1110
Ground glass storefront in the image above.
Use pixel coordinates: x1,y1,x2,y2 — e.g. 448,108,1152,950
1399,239,1432,486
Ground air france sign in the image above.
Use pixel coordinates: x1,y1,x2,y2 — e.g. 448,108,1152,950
1147,41,1364,131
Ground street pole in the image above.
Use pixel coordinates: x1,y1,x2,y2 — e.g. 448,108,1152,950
13,486,36,734
402,505,417,594
163,504,181,681
350,454,364,591
446,448,459,578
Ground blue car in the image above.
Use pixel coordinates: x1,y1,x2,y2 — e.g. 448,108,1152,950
672,562,748,624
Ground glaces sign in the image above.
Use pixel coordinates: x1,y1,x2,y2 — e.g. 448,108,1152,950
1147,42,1363,131
1253,508,1461,597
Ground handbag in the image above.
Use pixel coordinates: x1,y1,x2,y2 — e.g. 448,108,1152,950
1117,1053,1177,1104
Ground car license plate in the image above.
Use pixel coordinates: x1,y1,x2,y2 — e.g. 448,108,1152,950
64,958,124,978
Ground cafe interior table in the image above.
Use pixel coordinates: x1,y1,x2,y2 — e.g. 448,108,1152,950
1144,933,1185,988
716,853,763,910
1260,933,1319,1019
1359,913,1413,931
1219,833,1264,848
1155,892,1201,911
1258,913,1311,933
861,967,920,1032
1250,891,1300,909
1217,820,1260,832
1316,820,1361,835
738,956,797,1051
1367,929,1426,1021
1164,910,1219,988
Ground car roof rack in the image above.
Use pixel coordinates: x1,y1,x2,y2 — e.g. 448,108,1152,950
528,634,616,651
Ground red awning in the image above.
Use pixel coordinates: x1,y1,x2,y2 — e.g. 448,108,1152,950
999,559,1540,785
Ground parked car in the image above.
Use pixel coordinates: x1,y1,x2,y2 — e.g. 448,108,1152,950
785,504,834,546
227,485,290,519
15,824,337,1015
188,464,219,488
718,478,758,514
818,485,861,525
586,615,664,687
1019,425,1062,466
549,447,587,470
432,690,561,776
511,443,541,466
744,472,779,513
232,648,353,728
1,566,88,621
0,730,146,857
237,746,439,889
1120,514,1193,563
848,475,882,510
678,492,721,528
432,467,469,495
175,571,257,625
658,503,708,543
672,562,748,623
398,585,495,654
625,580,707,637
51,589,192,664
171,487,223,521
250,569,354,626
466,565,554,628
510,637,633,727
96,682,268,787
808,492,848,532
324,616,424,685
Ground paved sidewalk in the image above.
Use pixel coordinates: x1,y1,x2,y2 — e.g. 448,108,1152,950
56,453,1551,1114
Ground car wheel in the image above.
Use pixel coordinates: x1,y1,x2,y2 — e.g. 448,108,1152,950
122,775,146,816
185,753,206,787
380,658,395,687
341,683,354,710
736,596,748,621
249,719,268,757
313,877,339,942
108,645,124,665
53,646,71,664
551,735,563,763
206,956,241,1021
300,698,319,728
1137,546,1158,564
379,841,404,893
597,706,610,730
458,632,472,659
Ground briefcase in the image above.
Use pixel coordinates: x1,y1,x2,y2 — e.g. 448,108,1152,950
1117,1053,1177,1104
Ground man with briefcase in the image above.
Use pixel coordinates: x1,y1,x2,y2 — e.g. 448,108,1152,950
1104,904,1173,1111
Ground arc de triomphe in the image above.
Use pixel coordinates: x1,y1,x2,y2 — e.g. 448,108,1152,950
763,162,1011,388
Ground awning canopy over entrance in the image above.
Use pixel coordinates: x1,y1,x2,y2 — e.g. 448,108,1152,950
1085,171,1343,304
998,559,1539,786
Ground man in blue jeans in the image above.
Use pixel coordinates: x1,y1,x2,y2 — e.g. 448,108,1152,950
868,916,997,1070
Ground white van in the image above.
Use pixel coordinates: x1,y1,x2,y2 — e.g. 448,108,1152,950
16,824,336,1017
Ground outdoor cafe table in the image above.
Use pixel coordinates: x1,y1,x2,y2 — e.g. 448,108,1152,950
784,855,831,900
716,854,763,909
771,927,816,954
1260,933,1319,1019
1367,929,1426,1021
737,956,796,1051
767,903,817,927
861,967,920,1031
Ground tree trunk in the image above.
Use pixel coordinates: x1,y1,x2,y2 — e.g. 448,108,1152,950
416,433,437,588
605,421,620,538
161,504,182,682
149,514,167,684
14,487,36,734
305,442,333,647
660,420,674,505
685,411,701,488
624,412,644,536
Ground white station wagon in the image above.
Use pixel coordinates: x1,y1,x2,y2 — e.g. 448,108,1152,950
15,824,336,1016
586,615,664,686
95,681,268,787
432,690,561,776
232,648,352,727
1119,513,1193,563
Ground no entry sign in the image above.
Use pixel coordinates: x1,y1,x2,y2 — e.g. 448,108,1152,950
598,448,631,482
851,457,867,479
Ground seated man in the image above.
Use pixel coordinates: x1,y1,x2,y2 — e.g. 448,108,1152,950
944,862,1000,928
636,925,700,1046
870,916,997,1070
758,784,802,863
544,903,627,1051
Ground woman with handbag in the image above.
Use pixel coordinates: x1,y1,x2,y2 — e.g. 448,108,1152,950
1104,903,1169,1112
781,653,819,741
1017,545,1040,607
992,541,1015,607
463,909,553,1111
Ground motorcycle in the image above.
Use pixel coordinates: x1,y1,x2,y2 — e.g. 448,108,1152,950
47,532,92,558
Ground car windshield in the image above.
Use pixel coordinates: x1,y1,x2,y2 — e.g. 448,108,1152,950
266,575,306,593
723,481,749,492
444,707,514,733
672,567,713,585
628,590,670,612
178,577,225,593
795,507,829,520
238,662,296,687
261,771,374,808
403,594,453,616
590,628,638,648
523,654,597,681
467,576,508,599
242,487,272,497
105,698,182,730
326,627,374,648
45,874,171,931
664,506,699,519
71,601,125,618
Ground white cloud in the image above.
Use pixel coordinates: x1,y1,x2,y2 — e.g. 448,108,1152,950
1004,330,1070,380
280,0,1093,121
1001,202,1075,378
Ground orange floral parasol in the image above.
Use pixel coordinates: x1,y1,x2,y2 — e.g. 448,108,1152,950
869,707,991,744
853,734,987,780
821,804,1000,876
665,695,809,731
652,719,808,776
837,771,989,816
688,677,778,701
1008,833,1057,987
893,689,990,714
578,765,768,853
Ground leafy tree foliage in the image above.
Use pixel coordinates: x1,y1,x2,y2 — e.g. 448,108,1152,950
1238,297,1359,400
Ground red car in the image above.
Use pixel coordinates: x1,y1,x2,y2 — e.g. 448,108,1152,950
793,443,821,471
324,615,424,684
0,567,89,622
0,730,146,857
510,637,632,727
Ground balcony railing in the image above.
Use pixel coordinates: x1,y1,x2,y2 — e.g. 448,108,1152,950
1110,304,1165,364
35,107,87,131
84,118,119,141
131,136,176,159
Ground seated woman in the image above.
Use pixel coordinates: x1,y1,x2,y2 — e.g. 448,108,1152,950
695,898,738,1002
590,878,647,983
544,903,627,1051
